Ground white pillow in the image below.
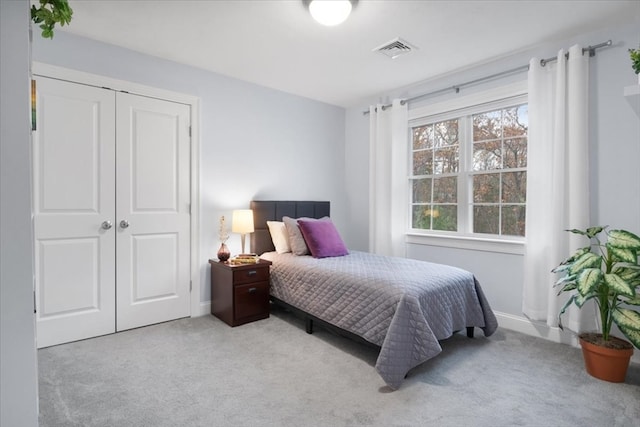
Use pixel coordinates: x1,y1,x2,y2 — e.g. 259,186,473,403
266,221,291,254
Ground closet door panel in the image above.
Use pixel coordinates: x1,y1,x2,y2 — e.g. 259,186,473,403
33,77,116,348
115,92,191,331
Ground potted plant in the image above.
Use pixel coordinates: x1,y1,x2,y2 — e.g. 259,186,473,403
553,226,640,382
630,47,640,84
31,0,73,39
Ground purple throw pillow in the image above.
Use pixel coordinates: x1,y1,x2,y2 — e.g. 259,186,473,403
297,219,349,258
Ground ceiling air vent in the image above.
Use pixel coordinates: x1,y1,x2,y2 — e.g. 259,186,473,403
373,37,418,59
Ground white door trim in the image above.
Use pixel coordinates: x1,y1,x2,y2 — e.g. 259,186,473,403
32,62,202,319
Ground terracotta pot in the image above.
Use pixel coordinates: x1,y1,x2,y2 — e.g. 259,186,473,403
579,336,634,382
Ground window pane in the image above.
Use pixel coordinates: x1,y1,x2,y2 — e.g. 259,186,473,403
432,205,457,231
473,110,502,141
412,178,432,203
473,206,499,234
503,105,528,138
412,125,433,150
412,205,432,229
473,140,502,171
502,171,527,203
433,176,457,203
503,138,527,168
502,205,526,236
473,174,499,203
434,120,458,148
413,150,433,175
434,146,459,174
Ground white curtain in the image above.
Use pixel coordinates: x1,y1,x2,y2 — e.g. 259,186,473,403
522,44,595,332
369,99,408,257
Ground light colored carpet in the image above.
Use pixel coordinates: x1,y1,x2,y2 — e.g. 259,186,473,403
38,306,640,427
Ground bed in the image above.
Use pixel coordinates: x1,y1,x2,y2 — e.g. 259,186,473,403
250,200,498,389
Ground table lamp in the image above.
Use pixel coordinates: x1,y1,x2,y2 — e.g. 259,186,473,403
232,209,254,255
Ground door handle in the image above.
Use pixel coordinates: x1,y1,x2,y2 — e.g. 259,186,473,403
101,220,113,230
119,220,130,229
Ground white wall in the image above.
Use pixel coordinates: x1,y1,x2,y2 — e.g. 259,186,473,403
344,107,371,251
32,31,347,308
0,0,40,425
345,21,640,337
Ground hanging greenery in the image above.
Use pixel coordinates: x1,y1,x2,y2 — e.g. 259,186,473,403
31,0,73,39
629,48,640,75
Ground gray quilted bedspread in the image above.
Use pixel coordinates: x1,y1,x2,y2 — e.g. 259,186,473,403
260,250,498,389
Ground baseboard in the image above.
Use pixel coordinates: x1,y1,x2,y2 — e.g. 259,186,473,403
195,301,211,317
494,311,640,364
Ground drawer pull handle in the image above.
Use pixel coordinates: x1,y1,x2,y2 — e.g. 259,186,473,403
247,270,257,276
248,287,257,294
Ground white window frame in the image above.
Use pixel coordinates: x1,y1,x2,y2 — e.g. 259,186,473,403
405,81,528,255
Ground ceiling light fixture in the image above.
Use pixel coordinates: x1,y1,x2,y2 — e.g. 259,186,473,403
308,0,352,26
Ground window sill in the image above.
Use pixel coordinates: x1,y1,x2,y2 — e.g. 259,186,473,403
405,232,525,255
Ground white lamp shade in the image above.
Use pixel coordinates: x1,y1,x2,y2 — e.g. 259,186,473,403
309,0,352,26
232,209,254,234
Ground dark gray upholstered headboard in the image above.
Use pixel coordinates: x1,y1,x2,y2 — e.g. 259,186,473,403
250,200,330,255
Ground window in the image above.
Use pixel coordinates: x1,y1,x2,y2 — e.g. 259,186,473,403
411,119,460,232
410,97,528,238
471,105,528,236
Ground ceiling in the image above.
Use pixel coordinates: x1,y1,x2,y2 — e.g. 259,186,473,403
59,0,640,108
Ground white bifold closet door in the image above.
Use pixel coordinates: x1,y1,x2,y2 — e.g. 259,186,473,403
33,77,191,348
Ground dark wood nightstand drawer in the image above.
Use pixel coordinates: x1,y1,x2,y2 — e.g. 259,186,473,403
233,266,269,284
234,281,270,321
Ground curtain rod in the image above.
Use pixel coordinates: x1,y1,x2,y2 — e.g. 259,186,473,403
540,39,612,66
363,39,612,115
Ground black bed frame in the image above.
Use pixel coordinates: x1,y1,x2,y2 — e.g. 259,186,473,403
249,200,474,347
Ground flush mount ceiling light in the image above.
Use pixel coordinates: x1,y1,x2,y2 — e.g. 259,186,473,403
308,0,352,26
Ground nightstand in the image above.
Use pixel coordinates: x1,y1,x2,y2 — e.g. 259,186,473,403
209,259,271,327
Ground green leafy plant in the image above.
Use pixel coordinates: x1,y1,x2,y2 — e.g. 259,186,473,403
31,0,73,39
553,226,640,349
630,48,640,75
